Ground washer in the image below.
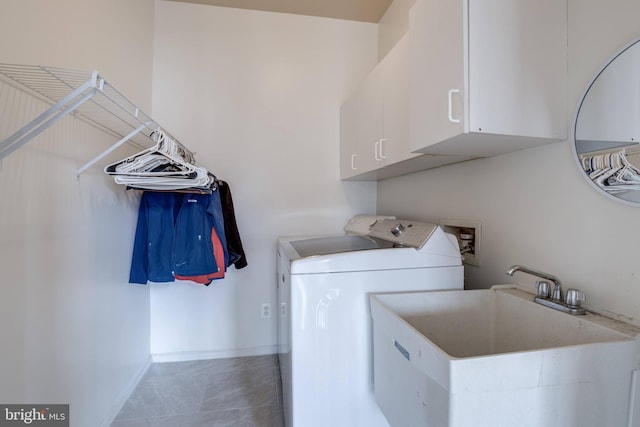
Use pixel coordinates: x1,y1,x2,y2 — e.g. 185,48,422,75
276,216,464,427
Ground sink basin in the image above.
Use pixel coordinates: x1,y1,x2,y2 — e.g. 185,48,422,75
370,286,640,427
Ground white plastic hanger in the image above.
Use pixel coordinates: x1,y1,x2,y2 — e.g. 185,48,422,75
106,129,211,190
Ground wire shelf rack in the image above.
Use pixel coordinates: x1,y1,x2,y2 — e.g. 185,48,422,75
0,64,192,176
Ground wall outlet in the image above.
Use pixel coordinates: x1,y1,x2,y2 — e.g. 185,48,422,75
440,219,481,267
261,303,271,319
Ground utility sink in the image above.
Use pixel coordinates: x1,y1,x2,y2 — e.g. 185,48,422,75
370,286,640,427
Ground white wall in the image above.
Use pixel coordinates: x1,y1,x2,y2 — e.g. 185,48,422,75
0,1,155,426
150,1,378,359
378,0,416,60
0,0,154,110
377,0,640,325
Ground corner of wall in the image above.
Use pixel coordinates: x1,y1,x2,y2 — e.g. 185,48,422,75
377,0,417,60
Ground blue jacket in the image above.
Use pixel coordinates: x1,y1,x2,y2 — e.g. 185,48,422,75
129,191,227,284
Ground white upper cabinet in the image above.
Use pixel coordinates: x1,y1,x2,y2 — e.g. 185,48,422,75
341,35,419,179
340,65,383,179
380,34,421,169
340,89,362,179
358,62,385,174
341,34,469,180
409,0,567,157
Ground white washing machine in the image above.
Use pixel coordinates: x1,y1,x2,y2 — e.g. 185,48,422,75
276,216,464,427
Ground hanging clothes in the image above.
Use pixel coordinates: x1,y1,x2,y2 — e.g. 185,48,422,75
129,191,224,284
129,192,182,284
174,188,228,284
172,193,219,277
175,225,226,284
217,180,247,269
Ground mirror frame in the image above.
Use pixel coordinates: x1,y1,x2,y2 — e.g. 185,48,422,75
572,38,640,207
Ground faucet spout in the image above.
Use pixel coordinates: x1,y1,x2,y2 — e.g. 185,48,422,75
506,265,563,301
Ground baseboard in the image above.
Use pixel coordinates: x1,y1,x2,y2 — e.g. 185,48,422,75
151,345,278,363
99,356,152,427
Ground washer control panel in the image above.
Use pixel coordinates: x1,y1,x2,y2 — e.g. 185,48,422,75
368,218,438,249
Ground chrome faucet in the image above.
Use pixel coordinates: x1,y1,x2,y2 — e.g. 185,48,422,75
506,265,586,315
506,265,563,301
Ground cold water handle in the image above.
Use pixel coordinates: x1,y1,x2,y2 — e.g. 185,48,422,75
565,289,586,308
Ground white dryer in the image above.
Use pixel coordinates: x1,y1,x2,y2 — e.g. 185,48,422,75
276,216,464,427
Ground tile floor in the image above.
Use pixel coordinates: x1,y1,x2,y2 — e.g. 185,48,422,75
111,355,284,427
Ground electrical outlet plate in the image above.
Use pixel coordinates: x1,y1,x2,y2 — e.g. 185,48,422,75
261,303,271,319
440,218,481,267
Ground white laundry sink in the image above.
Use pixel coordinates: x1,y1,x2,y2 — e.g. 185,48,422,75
370,286,640,427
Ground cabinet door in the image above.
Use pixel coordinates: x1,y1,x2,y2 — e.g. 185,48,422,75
409,0,466,152
468,0,567,139
381,34,421,165
357,64,384,172
340,93,360,179
340,65,384,179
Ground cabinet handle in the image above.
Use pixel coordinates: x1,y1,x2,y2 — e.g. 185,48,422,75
351,154,358,171
374,140,381,161
448,89,461,124
378,138,388,159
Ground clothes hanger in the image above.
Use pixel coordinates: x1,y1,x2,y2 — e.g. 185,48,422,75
107,129,212,191
105,129,196,176
581,149,640,193
114,172,211,190
603,150,640,191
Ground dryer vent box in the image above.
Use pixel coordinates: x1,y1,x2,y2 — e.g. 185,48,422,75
440,219,481,267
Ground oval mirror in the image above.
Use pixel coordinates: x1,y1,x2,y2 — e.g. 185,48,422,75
574,39,640,205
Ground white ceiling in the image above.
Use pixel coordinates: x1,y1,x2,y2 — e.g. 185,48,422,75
167,0,394,23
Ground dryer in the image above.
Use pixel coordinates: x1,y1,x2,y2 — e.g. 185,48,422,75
276,216,464,427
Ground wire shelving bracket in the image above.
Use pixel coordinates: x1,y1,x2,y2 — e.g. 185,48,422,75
0,64,189,176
